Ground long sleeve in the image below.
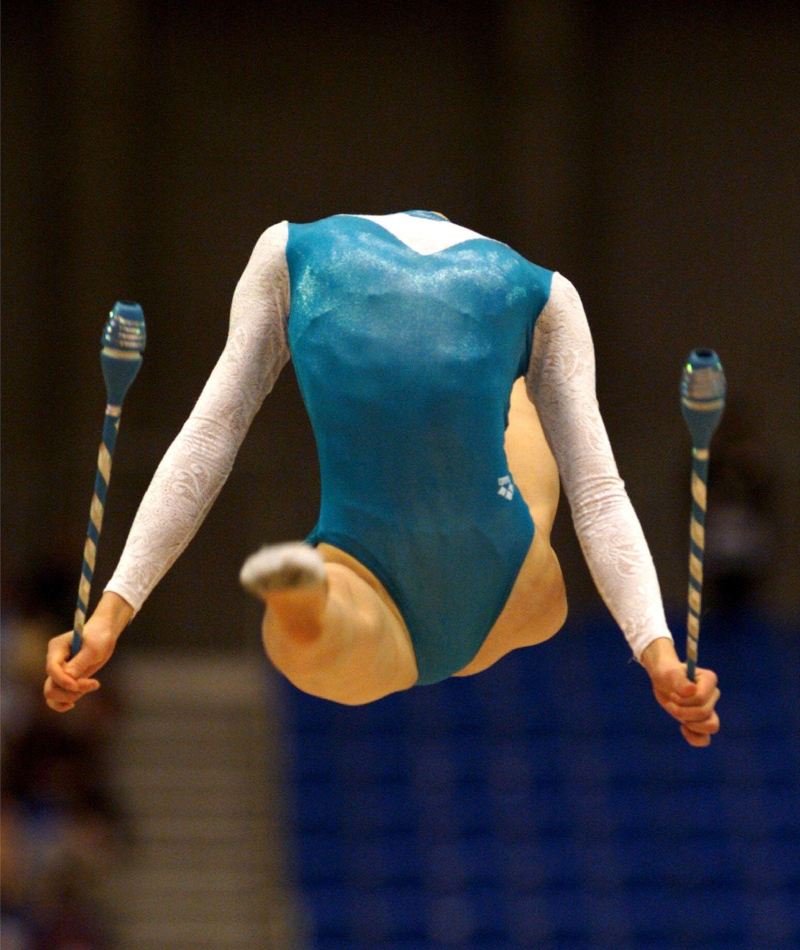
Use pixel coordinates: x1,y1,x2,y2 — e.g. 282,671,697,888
104,222,291,613
525,272,673,660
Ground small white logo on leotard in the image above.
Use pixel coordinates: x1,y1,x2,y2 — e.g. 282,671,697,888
498,475,515,500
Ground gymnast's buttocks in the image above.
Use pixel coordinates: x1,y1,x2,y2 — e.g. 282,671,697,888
286,212,553,684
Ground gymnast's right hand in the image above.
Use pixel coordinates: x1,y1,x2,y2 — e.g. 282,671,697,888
639,636,721,747
44,592,133,712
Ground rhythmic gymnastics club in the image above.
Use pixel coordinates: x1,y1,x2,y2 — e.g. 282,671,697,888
680,349,726,682
71,301,146,656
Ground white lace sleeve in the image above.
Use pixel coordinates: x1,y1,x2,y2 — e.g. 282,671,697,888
104,222,291,614
525,272,673,660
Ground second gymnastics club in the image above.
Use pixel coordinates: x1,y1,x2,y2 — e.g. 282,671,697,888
72,301,146,657
680,349,725,683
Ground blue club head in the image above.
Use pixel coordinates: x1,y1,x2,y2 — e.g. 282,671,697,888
101,301,146,406
102,300,146,353
681,349,726,449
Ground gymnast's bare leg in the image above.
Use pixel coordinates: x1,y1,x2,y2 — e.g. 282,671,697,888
241,378,566,704
242,544,418,705
454,378,567,676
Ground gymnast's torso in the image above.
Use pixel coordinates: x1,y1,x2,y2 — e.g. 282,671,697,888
106,211,675,672
285,211,553,683
52,209,714,736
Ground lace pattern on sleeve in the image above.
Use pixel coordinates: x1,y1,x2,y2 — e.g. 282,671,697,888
525,272,672,660
104,222,291,613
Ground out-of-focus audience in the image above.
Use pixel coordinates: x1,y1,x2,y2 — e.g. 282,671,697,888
2,559,127,950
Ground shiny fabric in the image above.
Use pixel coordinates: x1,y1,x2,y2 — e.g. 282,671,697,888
286,213,553,684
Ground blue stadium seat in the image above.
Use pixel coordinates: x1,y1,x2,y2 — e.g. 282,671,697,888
282,614,800,950
297,831,345,884
294,781,342,832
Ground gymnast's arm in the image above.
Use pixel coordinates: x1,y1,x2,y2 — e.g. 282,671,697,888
44,222,291,712
526,274,720,745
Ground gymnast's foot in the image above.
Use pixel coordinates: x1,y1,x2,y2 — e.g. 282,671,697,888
240,543,328,640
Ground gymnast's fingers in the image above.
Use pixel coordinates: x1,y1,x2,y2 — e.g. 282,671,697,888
681,723,712,747
665,687,721,723
46,695,76,713
683,712,720,735
653,665,718,706
671,667,718,706
44,675,100,712
673,712,719,736
46,631,80,691
44,675,100,704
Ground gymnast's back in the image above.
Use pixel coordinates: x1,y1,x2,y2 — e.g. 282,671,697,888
284,211,554,681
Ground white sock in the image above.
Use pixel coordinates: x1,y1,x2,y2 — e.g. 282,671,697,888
239,542,326,598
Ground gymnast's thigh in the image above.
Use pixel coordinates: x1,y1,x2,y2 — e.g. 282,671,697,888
302,542,419,702
453,381,567,679
452,521,567,678
504,377,560,539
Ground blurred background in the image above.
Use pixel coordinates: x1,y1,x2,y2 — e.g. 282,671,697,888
2,0,798,948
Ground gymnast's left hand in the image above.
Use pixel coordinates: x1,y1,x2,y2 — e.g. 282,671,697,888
639,637,720,747
44,592,133,713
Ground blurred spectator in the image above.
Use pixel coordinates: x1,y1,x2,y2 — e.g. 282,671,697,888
2,558,126,950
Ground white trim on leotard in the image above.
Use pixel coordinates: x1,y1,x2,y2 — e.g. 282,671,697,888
353,212,498,256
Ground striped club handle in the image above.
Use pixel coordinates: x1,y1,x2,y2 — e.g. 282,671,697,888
681,349,725,681
686,447,710,681
72,407,123,654
72,302,145,656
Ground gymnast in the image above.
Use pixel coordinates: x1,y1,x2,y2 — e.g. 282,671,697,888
45,211,720,745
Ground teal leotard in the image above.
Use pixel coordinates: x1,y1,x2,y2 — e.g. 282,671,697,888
286,212,553,685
